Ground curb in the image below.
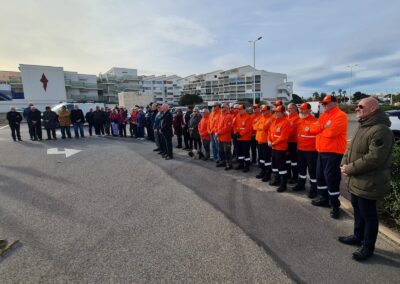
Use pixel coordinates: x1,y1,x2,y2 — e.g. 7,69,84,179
339,196,400,246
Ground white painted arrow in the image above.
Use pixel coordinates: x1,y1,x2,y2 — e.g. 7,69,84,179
47,148,81,158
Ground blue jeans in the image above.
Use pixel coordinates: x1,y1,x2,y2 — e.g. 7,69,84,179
211,134,220,161
73,123,84,138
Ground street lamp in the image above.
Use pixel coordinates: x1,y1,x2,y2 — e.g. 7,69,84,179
249,36,262,104
347,64,358,104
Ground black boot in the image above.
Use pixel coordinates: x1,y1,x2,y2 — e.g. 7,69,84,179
269,173,280,186
292,178,306,191
308,183,317,199
242,161,250,173
338,235,362,247
235,160,244,170
262,168,271,182
256,167,266,179
352,246,374,261
311,195,330,207
277,175,287,192
288,165,298,184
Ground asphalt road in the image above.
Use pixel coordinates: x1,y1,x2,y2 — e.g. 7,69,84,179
0,124,399,283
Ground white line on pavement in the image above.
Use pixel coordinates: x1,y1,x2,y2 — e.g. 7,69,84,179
0,125,9,130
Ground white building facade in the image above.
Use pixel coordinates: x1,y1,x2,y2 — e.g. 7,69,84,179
141,75,183,105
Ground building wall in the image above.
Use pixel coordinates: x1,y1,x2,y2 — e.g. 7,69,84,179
118,91,152,110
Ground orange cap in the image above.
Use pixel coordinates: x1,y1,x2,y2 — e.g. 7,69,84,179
238,104,245,110
273,100,283,106
320,95,337,104
252,104,260,109
299,103,311,110
261,105,270,111
274,105,285,113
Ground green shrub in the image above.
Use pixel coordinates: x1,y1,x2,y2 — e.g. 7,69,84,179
380,105,400,112
382,145,400,226
338,104,355,113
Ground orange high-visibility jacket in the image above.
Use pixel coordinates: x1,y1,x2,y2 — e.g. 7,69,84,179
309,106,348,154
199,116,210,140
233,112,253,141
216,112,233,142
269,116,290,151
288,113,301,143
208,109,221,134
254,113,273,144
297,114,317,151
251,112,262,135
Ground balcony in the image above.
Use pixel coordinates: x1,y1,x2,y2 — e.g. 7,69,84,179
65,79,98,90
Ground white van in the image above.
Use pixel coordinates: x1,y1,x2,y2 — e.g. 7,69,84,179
51,102,105,116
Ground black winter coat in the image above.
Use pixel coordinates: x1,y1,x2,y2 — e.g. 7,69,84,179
42,110,58,129
70,109,85,124
7,111,22,126
161,110,173,137
85,112,94,124
92,110,104,125
28,110,42,124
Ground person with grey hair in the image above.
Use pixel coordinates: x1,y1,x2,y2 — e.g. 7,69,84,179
6,106,23,141
27,106,42,141
70,105,85,138
43,106,58,140
160,104,173,159
339,97,394,261
189,108,202,151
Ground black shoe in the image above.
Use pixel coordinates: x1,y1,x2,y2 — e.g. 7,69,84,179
242,167,250,173
165,156,172,160
311,197,330,207
262,173,271,182
46,138,51,140
158,152,165,155
13,139,17,142
224,165,232,171
352,246,374,261
288,178,298,185
308,189,317,199
18,138,22,141
292,183,306,192
162,154,168,158
330,206,340,219
234,164,244,170
269,179,280,186
153,148,160,152
216,163,226,168
277,180,287,192
62,136,66,139
338,235,362,247
256,170,265,179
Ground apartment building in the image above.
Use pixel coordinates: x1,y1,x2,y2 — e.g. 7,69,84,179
182,65,293,104
97,67,141,103
64,71,98,101
141,74,183,105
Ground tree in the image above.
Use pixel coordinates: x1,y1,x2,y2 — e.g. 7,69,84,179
179,94,203,106
312,92,320,101
353,91,369,101
291,94,303,104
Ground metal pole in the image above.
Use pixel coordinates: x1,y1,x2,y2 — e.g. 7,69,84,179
253,41,256,104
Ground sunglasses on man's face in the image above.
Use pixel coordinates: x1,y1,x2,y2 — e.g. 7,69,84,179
357,105,364,109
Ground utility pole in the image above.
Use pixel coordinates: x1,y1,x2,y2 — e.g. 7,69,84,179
248,36,262,104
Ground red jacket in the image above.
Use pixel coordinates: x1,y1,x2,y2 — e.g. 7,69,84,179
269,116,290,151
216,112,233,142
288,113,300,143
233,112,253,141
254,113,273,144
198,116,210,140
297,114,317,152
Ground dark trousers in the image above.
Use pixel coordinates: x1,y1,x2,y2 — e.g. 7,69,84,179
164,135,173,158
202,139,210,158
316,152,343,207
272,149,287,178
119,124,127,137
258,143,272,169
158,131,166,154
237,140,251,165
61,126,72,138
193,138,202,150
251,137,258,163
297,150,317,187
147,125,154,141
183,127,193,149
130,123,137,137
136,126,144,138
88,123,94,136
46,128,56,139
10,124,21,140
28,122,34,139
104,122,111,135
176,136,182,147
218,141,232,166
73,123,84,138
232,136,238,157
32,122,42,140
287,142,298,178
94,123,102,135
351,194,378,250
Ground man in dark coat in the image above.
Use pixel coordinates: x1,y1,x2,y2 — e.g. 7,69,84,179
27,106,42,141
6,107,23,141
92,106,104,136
145,104,154,141
43,106,58,140
160,104,173,160
70,105,85,138
85,108,94,136
23,103,34,140
183,106,193,150
339,97,394,261
173,109,184,148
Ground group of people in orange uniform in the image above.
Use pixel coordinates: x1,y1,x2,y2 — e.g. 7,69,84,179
194,95,348,219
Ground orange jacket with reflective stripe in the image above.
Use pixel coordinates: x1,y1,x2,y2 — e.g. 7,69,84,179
233,112,253,141
269,116,290,151
254,113,273,144
216,112,233,142
199,116,210,140
251,112,262,135
208,109,221,133
288,113,301,143
297,114,317,151
309,106,348,154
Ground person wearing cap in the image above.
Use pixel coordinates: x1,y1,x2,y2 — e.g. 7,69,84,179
286,103,301,184
251,104,262,165
269,105,290,192
293,103,318,198
254,105,274,181
189,108,202,151
231,104,240,161
273,100,283,107
233,104,253,172
198,108,211,160
183,106,194,150
216,103,234,170
208,102,222,162
308,95,348,219
338,97,393,261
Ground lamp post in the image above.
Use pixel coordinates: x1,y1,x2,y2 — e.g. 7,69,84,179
347,64,358,104
249,36,262,104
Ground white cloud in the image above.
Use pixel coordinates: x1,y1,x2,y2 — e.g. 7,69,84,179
211,54,248,70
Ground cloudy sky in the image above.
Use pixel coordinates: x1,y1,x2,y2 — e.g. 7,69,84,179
1,0,400,96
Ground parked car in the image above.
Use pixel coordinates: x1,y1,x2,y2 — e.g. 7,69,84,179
385,110,400,144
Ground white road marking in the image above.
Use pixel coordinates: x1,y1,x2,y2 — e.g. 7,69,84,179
0,125,9,130
47,148,82,158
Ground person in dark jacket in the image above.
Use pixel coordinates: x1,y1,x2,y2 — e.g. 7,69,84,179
70,105,85,138
183,106,194,150
23,103,34,140
145,105,154,141
136,108,145,140
43,106,58,140
103,107,111,136
6,107,23,141
85,108,94,136
189,108,202,150
92,106,104,136
118,107,128,137
152,104,161,151
173,109,184,148
27,106,42,141
160,104,173,159
339,97,394,261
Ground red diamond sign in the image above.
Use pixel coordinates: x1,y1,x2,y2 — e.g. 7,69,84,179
40,73,48,91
